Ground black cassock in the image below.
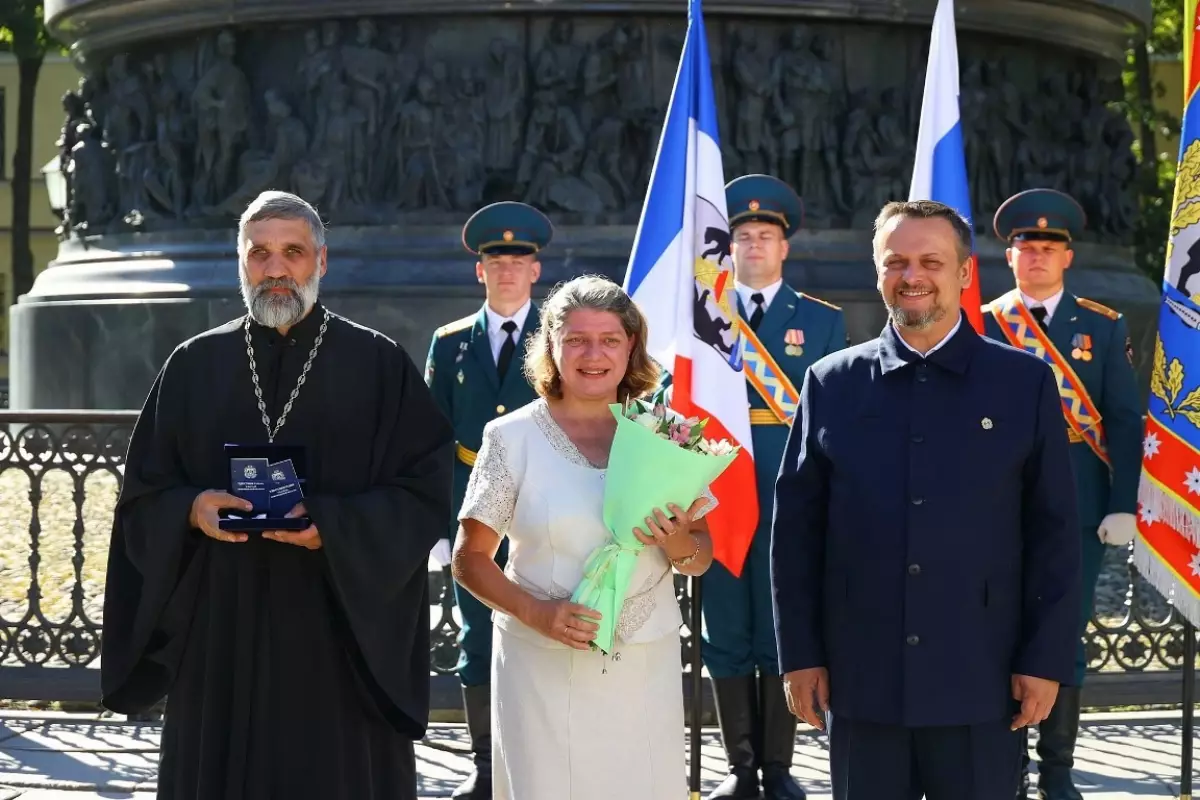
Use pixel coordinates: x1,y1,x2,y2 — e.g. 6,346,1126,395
101,303,454,799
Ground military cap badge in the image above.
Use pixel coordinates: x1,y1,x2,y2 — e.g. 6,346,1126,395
461,201,554,256
726,174,805,238
993,189,1084,243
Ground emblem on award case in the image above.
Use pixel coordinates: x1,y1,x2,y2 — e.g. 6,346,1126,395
219,445,310,533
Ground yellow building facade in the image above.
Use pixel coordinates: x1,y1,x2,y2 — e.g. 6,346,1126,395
0,54,82,380
1152,55,1184,161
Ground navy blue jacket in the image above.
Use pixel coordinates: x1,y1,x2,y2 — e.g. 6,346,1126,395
770,314,1082,727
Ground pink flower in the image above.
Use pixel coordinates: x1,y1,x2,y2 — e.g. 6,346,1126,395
670,423,692,444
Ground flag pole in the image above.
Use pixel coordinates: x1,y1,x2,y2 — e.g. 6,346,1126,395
908,0,982,333
689,574,704,799
1184,618,1195,800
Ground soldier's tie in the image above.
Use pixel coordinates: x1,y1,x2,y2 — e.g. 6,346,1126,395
749,292,765,332
1030,306,1049,331
496,320,518,380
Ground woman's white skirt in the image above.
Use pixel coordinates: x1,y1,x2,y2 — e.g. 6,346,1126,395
491,626,686,800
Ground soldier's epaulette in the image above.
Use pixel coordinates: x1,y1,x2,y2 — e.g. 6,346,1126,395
434,315,475,339
799,293,841,312
1076,297,1121,320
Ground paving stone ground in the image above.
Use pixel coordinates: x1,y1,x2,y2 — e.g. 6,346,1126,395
0,710,1193,798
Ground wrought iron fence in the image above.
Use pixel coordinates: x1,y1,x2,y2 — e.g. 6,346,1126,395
0,411,1193,710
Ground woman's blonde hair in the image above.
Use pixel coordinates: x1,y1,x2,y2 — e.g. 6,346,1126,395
524,274,660,403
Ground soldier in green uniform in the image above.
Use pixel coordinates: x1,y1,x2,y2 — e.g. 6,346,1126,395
981,189,1143,800
703,175,847,800
424,201,551,800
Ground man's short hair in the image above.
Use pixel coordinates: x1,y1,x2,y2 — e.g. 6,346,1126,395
873,200,973,265
238,191,326,253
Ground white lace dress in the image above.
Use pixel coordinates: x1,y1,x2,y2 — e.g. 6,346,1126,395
458,398,716,800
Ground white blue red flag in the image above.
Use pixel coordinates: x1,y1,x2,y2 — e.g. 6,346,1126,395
623,0,757,576
909,0,984,332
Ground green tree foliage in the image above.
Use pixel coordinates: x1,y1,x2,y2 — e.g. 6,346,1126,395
1146,0,1185,57
0,2,55,302
0,1,53,59
1124,0,1184,280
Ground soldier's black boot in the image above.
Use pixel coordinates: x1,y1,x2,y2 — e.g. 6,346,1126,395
452,684,492,799
758,672,806,800
1036,687,1084,800
1016,727,1031,798
707,675,761,799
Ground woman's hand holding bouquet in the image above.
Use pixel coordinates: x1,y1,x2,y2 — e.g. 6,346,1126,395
571,399,741,655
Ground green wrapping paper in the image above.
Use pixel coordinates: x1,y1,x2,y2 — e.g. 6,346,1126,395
571,401,738,655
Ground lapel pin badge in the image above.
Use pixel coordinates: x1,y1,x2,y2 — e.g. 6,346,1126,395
981,417,993,430
457,369,465,384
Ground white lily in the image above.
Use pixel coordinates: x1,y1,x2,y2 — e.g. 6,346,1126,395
699,438,737,456
634,413,661,431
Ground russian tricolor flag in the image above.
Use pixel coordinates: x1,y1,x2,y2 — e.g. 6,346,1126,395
623,0,757,576
909,0,984,332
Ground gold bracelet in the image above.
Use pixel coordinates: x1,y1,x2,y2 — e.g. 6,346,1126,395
671,535,701,568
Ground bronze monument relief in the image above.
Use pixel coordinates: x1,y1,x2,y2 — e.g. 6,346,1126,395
16,0,1157,410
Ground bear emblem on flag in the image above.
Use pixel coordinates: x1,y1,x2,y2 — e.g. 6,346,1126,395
1169,143,1200,300
692,197,741,372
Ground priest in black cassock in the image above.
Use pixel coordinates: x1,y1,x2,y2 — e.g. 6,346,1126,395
100,190,454,799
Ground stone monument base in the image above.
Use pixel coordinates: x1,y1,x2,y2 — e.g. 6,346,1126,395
9,226,1161,410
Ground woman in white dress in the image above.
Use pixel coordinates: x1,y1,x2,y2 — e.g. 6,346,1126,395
451,274,716,800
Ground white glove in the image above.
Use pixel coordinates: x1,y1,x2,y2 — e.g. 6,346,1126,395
430,538,453,568
1098,512,1137,546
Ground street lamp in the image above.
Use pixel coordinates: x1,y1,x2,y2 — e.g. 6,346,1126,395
40,157,67,222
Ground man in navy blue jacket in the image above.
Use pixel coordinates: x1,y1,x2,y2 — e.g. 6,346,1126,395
770,199,1081,798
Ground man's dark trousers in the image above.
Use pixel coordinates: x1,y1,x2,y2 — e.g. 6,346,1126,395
828,714,1024,800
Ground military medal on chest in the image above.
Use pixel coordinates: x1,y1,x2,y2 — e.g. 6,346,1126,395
784,329,805,357
1071,333,1093,362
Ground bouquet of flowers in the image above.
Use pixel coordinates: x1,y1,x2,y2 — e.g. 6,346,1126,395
571,398,740,655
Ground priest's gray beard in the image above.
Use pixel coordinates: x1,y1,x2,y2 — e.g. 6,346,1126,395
240,265,321,328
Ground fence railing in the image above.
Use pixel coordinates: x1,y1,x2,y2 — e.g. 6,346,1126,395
0,411,1194,713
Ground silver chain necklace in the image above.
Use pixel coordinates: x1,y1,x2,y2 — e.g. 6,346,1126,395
245,308,330,443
